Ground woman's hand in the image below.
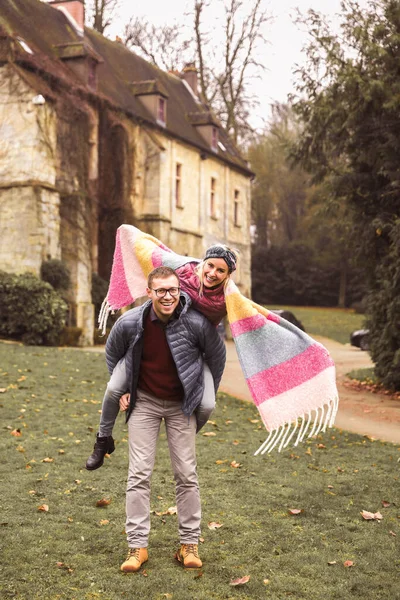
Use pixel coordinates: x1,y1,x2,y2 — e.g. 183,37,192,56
120,393,130,412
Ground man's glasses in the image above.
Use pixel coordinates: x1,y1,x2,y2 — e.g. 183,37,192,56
150,287,180,298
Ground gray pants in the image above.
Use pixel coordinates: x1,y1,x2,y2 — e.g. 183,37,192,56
126,389,200,547
98,357,215,437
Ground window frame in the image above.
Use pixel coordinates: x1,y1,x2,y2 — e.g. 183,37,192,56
158,97,166,125
210,176,218,219
175,162,183,208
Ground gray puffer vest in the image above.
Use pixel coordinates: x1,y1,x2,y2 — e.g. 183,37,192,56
105,292,226,421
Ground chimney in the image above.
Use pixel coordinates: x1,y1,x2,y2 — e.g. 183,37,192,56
182,63,198,97
47,0,85,33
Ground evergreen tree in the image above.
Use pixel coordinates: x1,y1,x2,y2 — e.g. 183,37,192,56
292,0,400,389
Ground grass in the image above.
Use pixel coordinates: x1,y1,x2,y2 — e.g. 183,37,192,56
1,341,399,600
271,306,366,345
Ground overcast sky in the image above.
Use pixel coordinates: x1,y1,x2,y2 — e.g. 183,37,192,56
107,0,369,130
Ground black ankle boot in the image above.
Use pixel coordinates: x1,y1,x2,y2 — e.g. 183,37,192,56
85,434,115,470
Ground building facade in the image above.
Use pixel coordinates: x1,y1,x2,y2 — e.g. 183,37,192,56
0,0,253,344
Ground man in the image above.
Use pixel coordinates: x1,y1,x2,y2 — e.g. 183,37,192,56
105,266,226,572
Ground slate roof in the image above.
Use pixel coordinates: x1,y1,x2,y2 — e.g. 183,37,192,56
0,0,252,176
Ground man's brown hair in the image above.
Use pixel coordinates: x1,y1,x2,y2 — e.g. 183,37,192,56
147,266,179,288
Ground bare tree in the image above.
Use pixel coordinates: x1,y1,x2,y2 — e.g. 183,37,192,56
86,0,121,35
194,0,271,143
123,18,192,72
121,0,271,143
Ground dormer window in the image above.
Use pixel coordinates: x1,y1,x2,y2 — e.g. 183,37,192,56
54,42,102,89
158,97,166,125
187,111,220,153
129,80,169,128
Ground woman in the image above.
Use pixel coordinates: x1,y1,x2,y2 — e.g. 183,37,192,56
86,242,238,470
89,224,338,465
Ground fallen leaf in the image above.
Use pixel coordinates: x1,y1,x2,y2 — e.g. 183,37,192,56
38,504,49,512
16,445,25,453
230,460,241,468
263,578,270,584
167,506,177,515
317,444,326,449
0,388,7,393
56,561,73,573
199,537,205,543
208,521,223,529
343,560,354,568
202,432,216,437
327,561,337,565
230,575,250,586
288,508,302,515
141,569,148,577
361,510,383,521
41,457,54,463
99,519,109,526
382,500,391,508
225,420,233,424
232,440,239,445
96,498,111,507
215,459,227,465
11,429,22,437
305,447,312,455
248,419,259,424
327,485,334,489
162,595,172,599
389,530,396,537
58,449,65,455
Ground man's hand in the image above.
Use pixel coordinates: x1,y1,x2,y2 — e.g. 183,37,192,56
120,393,130,412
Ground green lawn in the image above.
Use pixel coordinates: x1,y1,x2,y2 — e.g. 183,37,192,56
271,306,366,345
1,342,399,600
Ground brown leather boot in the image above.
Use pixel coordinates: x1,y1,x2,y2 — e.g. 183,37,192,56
120,547,148,572
85,434,115,470
175,544,202,568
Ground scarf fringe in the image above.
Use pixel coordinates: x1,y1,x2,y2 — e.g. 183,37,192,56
98,298,114,336
254,396,339,456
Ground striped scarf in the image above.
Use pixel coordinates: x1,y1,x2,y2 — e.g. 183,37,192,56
99,224,339,454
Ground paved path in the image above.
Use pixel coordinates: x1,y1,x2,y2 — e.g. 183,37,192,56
219,337,400,444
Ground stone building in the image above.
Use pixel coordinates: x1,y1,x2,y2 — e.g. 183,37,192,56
0,0,253,344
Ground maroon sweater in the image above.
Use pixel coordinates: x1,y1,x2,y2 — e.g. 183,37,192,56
137,309,184,402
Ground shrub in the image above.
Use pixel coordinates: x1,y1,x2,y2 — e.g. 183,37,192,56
40,259,71,291
251,242,365,308
0,271,68,345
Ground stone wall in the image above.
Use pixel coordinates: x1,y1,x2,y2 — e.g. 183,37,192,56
0,65,95,345
0,65,61,272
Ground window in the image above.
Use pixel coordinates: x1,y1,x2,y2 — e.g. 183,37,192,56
211,127,218,151
234,189,241,226
175,163,183,208
210,177,217,218
158,97,166,124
